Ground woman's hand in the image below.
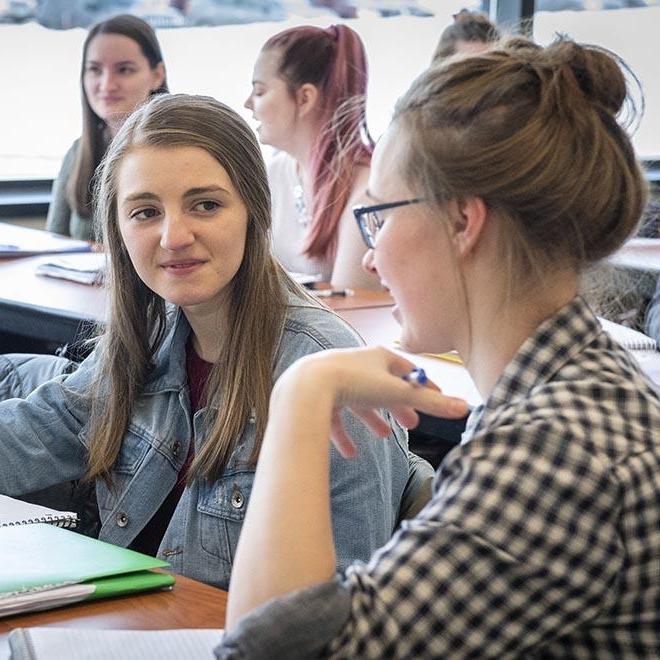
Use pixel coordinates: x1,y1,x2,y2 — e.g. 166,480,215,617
272,346,469,459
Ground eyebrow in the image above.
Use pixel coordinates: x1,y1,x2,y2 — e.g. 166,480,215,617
121,186,232,204
87,59,138,66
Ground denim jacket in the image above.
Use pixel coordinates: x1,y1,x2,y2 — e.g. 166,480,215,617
0,300,409,589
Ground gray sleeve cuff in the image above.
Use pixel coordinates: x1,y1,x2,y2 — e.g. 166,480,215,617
215,578,351,659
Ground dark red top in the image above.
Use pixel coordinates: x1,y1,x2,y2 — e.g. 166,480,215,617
130,340,213,556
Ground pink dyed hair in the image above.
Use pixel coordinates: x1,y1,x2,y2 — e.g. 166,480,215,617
264,24,374,260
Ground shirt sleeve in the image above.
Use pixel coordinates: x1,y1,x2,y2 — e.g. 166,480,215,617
45,141,78,237
328,409,408,570
215,580,351,659
217,417,625,658
0,350,97,495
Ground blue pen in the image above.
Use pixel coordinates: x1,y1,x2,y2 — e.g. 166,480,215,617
403,367,427,386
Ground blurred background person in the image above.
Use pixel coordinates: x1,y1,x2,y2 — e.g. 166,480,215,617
432,8,500,63
245,24,379,289
46,14,168,240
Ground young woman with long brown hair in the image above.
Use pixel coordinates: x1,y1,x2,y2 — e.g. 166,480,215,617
0,94,410,589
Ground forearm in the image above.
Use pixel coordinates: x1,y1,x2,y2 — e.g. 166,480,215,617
227,372,337,628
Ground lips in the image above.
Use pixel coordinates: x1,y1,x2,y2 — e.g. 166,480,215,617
160,259,206,274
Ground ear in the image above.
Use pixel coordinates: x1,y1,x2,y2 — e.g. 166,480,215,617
295,83,320,118
449,196,488,257
151,62,166,91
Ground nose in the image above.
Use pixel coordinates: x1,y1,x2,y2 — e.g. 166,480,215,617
362,248,377,276
244,94,253,111
160,211,195,251
99,70,118,91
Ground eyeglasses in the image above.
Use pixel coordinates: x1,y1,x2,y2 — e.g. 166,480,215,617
352,198,424,249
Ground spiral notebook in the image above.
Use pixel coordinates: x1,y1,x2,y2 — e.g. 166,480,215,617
0,494,78,529
9,627,224,660
598,317,658,352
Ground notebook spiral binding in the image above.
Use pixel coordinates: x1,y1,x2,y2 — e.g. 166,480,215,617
4,515,77,529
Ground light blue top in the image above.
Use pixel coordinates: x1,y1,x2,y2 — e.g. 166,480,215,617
0,299,409,589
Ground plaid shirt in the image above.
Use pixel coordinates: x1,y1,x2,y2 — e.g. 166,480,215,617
217,296,660,659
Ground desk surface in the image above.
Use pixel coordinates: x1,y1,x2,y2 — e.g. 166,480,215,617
0,255,482,402
0,257,387,345
0,255,106,345
0,574,226,655
608,237,660,273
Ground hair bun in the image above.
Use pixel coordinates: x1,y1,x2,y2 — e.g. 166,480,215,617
554,40,627,116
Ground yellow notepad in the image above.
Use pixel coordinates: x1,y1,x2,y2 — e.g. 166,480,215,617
394,341,464,365
423,351,463,364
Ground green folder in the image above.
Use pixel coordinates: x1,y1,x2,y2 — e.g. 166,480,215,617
0,523,175,617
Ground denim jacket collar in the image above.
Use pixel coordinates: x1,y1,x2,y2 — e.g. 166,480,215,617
142,293,324,396
142,307,191,395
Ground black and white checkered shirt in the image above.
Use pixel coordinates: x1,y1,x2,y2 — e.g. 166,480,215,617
217,296,660,659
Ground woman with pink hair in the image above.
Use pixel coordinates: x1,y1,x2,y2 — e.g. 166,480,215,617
245,24,379,289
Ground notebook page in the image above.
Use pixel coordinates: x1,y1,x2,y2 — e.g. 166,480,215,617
598,317,657,352
35,252,106,285
0,495,77,528
8,628,224,660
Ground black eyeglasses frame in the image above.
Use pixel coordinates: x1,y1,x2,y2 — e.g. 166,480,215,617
352,198,424,249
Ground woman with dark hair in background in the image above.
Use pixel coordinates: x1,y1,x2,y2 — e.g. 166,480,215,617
46,14,168,240
245,24,379,289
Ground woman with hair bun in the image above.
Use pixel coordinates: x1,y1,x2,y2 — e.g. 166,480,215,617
220,36,660,657
245,24,379,289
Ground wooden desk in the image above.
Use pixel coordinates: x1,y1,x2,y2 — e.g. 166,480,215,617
318,288,393,311
0,255,106,345
0,574,226,656
0,253,481,401
0,258,384,347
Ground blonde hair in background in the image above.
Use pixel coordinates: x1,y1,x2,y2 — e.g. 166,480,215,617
87,93,303,484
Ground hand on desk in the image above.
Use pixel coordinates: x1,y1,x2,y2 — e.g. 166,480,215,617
272,346,469,459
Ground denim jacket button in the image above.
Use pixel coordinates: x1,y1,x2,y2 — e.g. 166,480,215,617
231,486,244,509
115,512,129,527
172,441,181,457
